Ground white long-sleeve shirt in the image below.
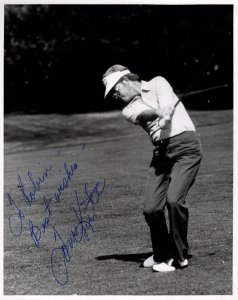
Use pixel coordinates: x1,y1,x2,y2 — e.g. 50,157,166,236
122,76,196,144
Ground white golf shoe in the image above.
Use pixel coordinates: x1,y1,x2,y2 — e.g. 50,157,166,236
167,258,175,267
143,255,157,268
152,262,176,272
143,255,175,270
178,258,188,268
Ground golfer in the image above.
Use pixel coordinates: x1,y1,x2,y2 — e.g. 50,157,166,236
102,64,202,272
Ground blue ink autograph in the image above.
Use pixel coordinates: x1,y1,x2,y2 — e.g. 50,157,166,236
54,162,78,203
8,164,53,236
7,193,25,237
17,165,53,207
6,148,106,287
8,161,78,243
51,179,105,286
29,195,53,247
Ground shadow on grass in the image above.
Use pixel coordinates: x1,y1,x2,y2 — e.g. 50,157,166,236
96,252,153,266
96,252,197,265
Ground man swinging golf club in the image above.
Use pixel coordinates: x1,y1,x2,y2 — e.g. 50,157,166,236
102,64,202,272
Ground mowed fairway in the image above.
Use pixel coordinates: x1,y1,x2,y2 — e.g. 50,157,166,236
4,109,233,295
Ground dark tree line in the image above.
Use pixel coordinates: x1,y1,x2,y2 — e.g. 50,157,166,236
4,5,233,113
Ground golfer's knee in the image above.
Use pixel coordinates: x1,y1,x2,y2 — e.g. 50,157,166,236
167,196,184,207
143,202,165,222
167,198,188,217
143,209,165,226
143,203,164,215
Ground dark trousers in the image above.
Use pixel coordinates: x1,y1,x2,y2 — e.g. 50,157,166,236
143,131,202,263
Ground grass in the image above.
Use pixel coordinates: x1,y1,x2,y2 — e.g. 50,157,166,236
4,109,233,295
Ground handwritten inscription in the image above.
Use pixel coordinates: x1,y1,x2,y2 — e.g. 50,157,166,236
51,180,105,285
7,192,25,237
6,148,106,286
54,162,77,203
28,194,53,248
17,165,53,207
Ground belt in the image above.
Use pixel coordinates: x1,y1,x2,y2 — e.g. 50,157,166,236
153,131,194,147
153,137,170,147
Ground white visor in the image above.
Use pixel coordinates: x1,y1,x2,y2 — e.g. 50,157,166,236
103,69,131,98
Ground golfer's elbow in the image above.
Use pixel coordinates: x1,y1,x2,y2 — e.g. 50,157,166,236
136,114,147,124
136,110,158,124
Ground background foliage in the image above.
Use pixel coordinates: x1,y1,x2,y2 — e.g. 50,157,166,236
4,5,233,113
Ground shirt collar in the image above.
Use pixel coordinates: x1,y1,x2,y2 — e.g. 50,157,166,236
141,80,151,92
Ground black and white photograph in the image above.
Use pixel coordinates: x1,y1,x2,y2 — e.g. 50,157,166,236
2,2,235,296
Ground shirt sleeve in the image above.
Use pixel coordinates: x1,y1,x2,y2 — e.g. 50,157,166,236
154,76,177,107
122,100,151,125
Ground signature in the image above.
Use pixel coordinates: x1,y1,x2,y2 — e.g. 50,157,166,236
6,147,106,286
51,180,105,285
